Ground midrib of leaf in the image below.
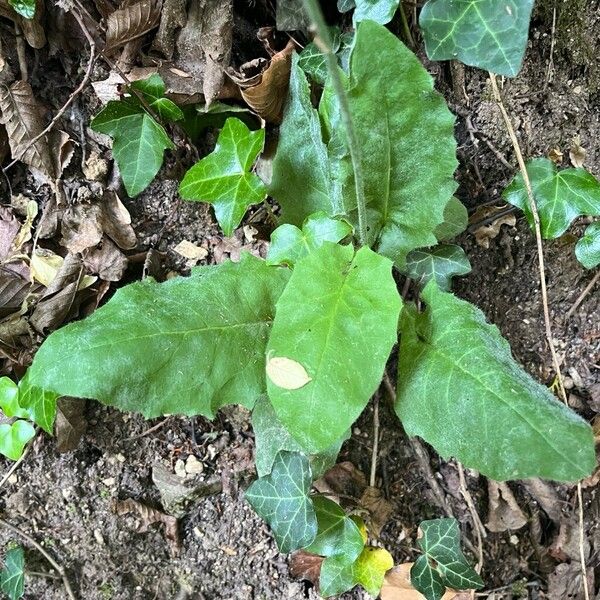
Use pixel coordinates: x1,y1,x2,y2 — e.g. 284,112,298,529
471,2,513,74
380,108,392,225
430,3,472,54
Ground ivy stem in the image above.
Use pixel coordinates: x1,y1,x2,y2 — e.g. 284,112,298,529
302,0,368,247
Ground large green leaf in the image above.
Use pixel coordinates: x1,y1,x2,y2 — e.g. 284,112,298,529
503,158,600,239
0,421,35,462
246,451,317,552
251,396,345,478
576,222,600,269
353,0,400,24
411,519,483,600
404,244,471,291
179,118,267,236
343,21,458,268
28,255,290,419
396,282,595,481
269,54,343,225
267,243,401,453
0,546,25,600
419,0,534,77
91,99,173,197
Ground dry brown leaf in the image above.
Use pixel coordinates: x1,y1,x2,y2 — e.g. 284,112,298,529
0,207,19,261
49,130,75,179
0,0,46,48
152,0,186,58
83,237,129,282
173,240,208,264
470,204,516,248
548,562,594,600
240,41,295,123
11,200,38,252
0,81,54,180
485,481,527,532
105,0,162,52
113,498,181,556
521,478,562,523
61,203,104,254
289,550,323,587
381,563,460,600
549,516,590,562
548,147,563,164
56,397,87,453
0,268,34,319
91,67,158,104
359,486,394,537
102,191,137,250
314,461,367,501
569,136,586,168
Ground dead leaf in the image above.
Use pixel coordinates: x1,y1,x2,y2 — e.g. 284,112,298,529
105,0,162,52
381,563,461,600
548,148,563,164
61,203,104,254
0,0,46,48
11,200,38,252
152,0,186,58
360,486,393,537
0,81,54,180
266,354,312,389
91,67,158,104
521,478,562,523
56,397,87,453
102,191,137,250
470,204,516,248
113,497,181,556
240,41,295,123
31,249,96,289
173,240,208,264
548,562,594,600
289,550,323,587
569,136,586,168
314,461,367,501
549,516,590,562
0,269,34,319
0,208,20,261
83,237,129,282
49,130,75,180
485,481,527,532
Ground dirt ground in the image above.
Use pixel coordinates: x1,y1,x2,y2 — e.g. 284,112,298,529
0,1,599,599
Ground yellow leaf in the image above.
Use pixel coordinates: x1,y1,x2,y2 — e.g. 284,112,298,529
354,546,394,597
266,354,312,390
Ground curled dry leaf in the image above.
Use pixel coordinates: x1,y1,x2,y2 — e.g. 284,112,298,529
240,41,295,123
173,240,208,264
113,497,181,556
359,486,394,537
0,81,54,180
266,354,312,389
83,237,129,282
105,0,162,52
314,461,368,502
470,204,516,248
485,480,527,532
569,136,586,168
152,0,186,58
381,563,463,600
55,397,87,453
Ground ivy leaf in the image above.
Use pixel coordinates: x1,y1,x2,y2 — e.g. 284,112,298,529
411,519,483,600
503,158,600,239
396,282,596,481
354,546,394,596
269,54,343,225
404,244,471,291
0,421,35,461
576,222,600,269
252,396,345,478
266,212,353,267
419,0,534,77
353,0,400,24
0,377,28,419
17,373,58,434
267,243,401,453
8,0,35,19
343,21,458,268
91,98,173,197
305,497,364,561
28,255,290,419
320,554,356,597
246,451,317,553
179,118,267,236
0,546,25,600
131,74,184,122
298,43,328,85
434,197,468,241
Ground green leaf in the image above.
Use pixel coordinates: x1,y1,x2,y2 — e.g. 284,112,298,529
396,282,596,481
91,99,173,197
246,451,317,552
266,212,353,267
28,255,290,419
0,378,27,419
353,546,394,596
419,0,534,77
179,118,267,236
411,518,483,600
18,374,58,434
503,158,600,239
353,0,400,24
8,0,35,19
404,244,471,291
131,74,184,122
434,197,468,241
298,42,328,85
320,554,356,597
180,103,255,142
269,54,343,225
343,21,458,268
576,222,600,269
276,0,309,31
267,244,401,453
305,497,364,561
0,546,25,600
0,421,35,461
252,396,345,478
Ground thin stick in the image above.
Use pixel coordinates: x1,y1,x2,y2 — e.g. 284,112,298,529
457,463,485,578
398,1,415,48
489,72,590,600
124,417,171,441
544,6,557,91
302,0,368,246
565,270,600,320
369,395,380,488
0,519,77,600
14,23,28,81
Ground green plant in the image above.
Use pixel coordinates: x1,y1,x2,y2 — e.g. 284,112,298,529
7,3,597,599
0,545,25,600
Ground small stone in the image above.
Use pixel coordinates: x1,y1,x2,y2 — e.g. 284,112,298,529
7,474,18,485
94,529,105,545
185,455,204,474
115,453,126,463
83,151,109,181
174,459,187,478
509,535,519,545
101,477,115,487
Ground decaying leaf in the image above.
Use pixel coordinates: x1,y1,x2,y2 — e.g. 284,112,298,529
0,208,19,261
31,249,95,289
113,498,181,556
152,0,186,58
314,461,368,502
470,204,516,248
91,67,158,105
105,0,162,52
55,397,87,453
0,269,34,319
289,550,323,587
0,81,54,179
240,41,295,123
266,354,312,390
83,237,129,282
173,240,208,264
0,0,46,48
485,481,527,532
569,136,586,168
359,486,393,537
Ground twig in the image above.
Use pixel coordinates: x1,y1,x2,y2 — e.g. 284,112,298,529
303,0,368,246
0,518,77,600
14,24,28,81
565,270,600,320
369,395,380,488
489,72,590,600
0,432,36,491
544,5,557,91
124,416,171,441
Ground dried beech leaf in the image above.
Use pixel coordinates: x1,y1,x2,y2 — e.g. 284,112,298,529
0,81,54,179
314,461,367,501
56,396,87,452
289,550,323,586
83,237,128,282
241,41,295,123
101,191,137,250
359,486,394,537
485,481,527,533
0,269,34,319
114,498,181,556
105,0,162,52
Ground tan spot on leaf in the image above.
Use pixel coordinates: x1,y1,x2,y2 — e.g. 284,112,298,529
266,355,312,389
